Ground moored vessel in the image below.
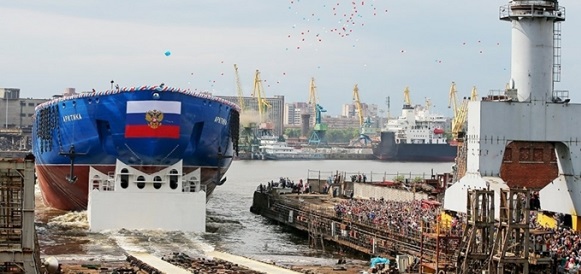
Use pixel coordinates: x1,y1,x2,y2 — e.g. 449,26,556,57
372,89,456,162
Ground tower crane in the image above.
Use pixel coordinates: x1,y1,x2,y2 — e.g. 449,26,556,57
233,64,245,111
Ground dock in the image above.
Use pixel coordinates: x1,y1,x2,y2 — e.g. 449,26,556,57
251,188,459,273
251,172,558,274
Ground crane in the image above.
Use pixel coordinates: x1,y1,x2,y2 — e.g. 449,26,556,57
308,77,317,125
306,77,327,146
308,103,328,146
352,84,364,127
352,84,372,146
470,86,478,101
403,86,412,105
449,83,476,142
252,69,273,136
233,64,245,111
448,82,458,115
252,69,270,123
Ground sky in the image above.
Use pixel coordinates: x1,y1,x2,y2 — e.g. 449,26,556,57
1,0,581,117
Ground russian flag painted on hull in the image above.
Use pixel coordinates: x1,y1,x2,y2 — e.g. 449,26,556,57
125,100,181,139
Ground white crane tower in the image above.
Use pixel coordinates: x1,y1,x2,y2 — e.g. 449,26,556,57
443,0,581,221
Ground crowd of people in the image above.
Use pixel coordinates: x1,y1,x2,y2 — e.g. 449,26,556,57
331,194,581,273
259,177,311,194
333,197,455,238
258,175,581,273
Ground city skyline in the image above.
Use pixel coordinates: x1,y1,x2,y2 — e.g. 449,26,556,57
2,1,581,116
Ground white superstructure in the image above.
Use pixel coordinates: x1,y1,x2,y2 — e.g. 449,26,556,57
87,160,206,232
383,103,448,145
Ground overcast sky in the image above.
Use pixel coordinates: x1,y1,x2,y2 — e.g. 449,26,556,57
1,0,580,116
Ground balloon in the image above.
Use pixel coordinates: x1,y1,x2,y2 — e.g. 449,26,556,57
164,50,171,56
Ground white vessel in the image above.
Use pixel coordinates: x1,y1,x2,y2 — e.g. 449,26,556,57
258,135,325,160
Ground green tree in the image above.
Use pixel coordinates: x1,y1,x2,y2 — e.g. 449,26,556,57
284,128,301,138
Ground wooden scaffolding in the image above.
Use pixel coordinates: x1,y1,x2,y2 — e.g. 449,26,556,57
0,158,40,274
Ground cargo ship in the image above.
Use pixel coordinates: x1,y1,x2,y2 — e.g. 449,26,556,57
32,85,240,211
372,102,456,162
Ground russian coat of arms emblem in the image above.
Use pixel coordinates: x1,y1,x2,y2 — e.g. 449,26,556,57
145,110,163,129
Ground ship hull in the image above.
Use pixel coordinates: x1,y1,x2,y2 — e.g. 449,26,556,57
32,86,239,211
372,132,456,162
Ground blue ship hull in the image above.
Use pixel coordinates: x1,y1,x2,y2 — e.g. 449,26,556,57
32,86,240,210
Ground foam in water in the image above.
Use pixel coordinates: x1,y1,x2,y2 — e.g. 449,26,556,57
102,229,214,258
47,211,89,230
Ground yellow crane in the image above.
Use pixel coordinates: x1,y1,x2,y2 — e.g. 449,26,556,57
252,69,272,131
470,86,478,101
448,82,458,115
308,77,317,112
233,64,245,111
403,86,412,105
352,84,364,127
449,83,476,141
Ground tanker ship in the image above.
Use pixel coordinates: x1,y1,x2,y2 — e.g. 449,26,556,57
32,85,240,211
372,101,456,162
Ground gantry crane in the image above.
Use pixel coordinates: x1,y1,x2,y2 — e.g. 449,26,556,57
252,69,273,137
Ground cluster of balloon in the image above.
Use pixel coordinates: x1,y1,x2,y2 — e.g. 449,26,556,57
164,50,171,57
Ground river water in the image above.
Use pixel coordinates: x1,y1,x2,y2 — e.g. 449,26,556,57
35,160,453,267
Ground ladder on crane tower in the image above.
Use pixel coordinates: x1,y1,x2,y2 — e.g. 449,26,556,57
553,21,562,83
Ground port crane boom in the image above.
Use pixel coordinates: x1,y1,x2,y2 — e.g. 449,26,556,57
403,86,412,105
252,70,270,124
233,64,245,111
352,84,364,127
